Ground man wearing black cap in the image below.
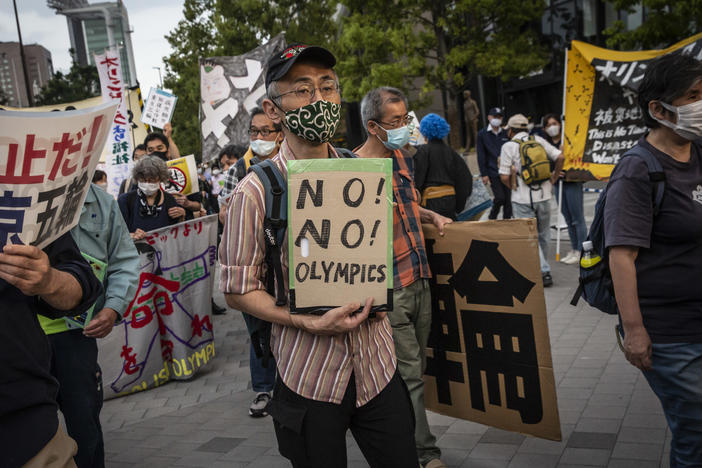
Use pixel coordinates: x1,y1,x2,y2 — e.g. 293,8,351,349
476,107,511,219
219,43,417,468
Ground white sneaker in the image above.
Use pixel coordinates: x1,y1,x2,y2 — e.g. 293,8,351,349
563,250,580,265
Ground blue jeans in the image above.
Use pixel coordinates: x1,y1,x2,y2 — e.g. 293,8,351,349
48,330,104,468
643,342,702,467
556,181,587,251
512,200,551,273
242,312,276,393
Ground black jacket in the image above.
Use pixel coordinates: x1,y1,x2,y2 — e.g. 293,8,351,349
0,233,102,467
414,140,473,219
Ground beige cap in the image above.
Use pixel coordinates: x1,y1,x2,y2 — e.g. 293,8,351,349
507,113,529,129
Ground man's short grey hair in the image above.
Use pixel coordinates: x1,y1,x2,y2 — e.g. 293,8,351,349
132,155,169,183
360,87,408,134
266,80,281,106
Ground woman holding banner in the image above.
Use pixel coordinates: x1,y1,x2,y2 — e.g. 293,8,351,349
118,156,185,240
606,53,702,466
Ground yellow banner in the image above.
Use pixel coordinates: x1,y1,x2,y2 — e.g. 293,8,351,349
165,155,200,196
564,33,702,180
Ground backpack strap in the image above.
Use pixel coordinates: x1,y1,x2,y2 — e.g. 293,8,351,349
619,144,666,215
249,160,287,307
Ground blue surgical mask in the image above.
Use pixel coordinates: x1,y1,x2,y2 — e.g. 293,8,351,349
377,124,411,150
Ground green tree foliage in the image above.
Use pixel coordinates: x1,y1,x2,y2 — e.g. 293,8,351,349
604,0,702,50
163,0,339,158
335,0,549,121
35,58,100,106
163,0,218,160
164,0,550,153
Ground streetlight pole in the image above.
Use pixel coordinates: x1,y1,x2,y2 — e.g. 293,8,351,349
12,0,33,106
153,66,163,88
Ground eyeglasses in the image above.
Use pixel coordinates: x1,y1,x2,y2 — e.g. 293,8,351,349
375,114,414,129
271,80,341,103
248,127,279,137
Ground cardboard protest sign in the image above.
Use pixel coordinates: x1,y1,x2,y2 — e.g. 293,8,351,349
96,48,133,197
287,158,393,314
200,33,286,161
98,215,218,399
0,102,117,248
564,33,702,181
423,219,561,441
165,155,200,196
142,87,178,129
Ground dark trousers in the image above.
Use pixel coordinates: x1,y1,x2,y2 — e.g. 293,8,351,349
269,371,419,468
488,175,513,219
48,329,104,468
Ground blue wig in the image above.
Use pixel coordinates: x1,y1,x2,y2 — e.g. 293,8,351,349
419,113,450,141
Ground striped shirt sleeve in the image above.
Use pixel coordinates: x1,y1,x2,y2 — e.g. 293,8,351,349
218,177,267,295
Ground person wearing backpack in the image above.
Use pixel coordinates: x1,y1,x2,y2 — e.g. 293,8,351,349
499,114,564,287
604,53,702,467
219,43,417,468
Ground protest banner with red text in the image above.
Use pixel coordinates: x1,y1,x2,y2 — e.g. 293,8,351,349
96,48,132,196
0,102,117,248
97,215,218,399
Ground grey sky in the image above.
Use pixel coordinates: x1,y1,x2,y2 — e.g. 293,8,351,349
0,0,184,95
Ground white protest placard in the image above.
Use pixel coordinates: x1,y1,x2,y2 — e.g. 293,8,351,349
0,102,117,248
287,158,394,314
98,215,218,399
142,87,178,130
95,48,132,197
408,111,426,146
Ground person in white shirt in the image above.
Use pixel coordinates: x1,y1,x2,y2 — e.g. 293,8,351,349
499,113,564,287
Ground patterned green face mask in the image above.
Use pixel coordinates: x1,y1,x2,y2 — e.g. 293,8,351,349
283,100,341,143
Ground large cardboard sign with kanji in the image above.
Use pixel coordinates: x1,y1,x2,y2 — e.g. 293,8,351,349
288,158,393,314
423,219,561,441
0,102,117,248
98,215,218,399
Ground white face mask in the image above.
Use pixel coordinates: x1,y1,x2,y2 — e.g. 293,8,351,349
96,182,108,191
250,139,277,157
138,182,160,196
545,124,561,138
651,99,702,141
490,118,502,128
212,169,221,176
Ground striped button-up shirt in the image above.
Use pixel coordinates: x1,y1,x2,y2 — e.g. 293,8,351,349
219,140,397,406
392,149,432,289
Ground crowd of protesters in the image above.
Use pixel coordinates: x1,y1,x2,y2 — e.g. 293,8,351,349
3,40,701,468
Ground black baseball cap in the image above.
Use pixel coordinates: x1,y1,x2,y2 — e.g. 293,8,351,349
488,107,504,116
265,43,337,91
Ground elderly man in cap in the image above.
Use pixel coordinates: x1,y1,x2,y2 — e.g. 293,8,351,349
498,113,564,287
476,107,511,219
219,43,417,468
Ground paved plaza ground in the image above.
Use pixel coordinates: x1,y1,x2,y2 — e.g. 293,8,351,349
99,162,671,468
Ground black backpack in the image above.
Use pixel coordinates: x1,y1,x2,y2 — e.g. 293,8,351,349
570,144,665,314
244,148,357,367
